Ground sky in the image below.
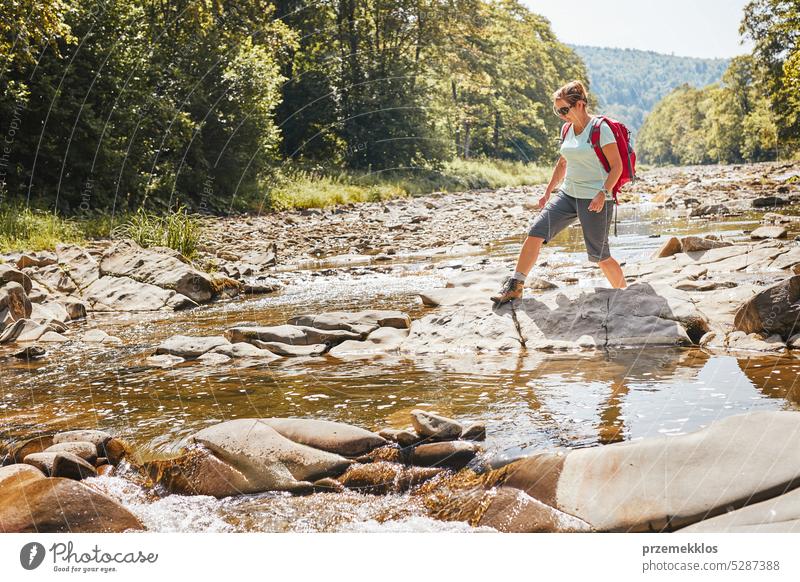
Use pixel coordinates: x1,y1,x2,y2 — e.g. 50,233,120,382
524,0,754,59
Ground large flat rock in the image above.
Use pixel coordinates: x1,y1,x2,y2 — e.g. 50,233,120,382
678,487,800,533
190,419,353,492
403,281,700,354
226,324,360,346
100,239,217,303
0,476,144,532
260,418,386,457
83,276,196,311
500,411,800,532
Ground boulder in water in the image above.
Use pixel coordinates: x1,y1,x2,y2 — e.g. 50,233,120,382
733,276,800,339
500,411,800,532
260,418,386,457
0,476,143,532
189,419,353,493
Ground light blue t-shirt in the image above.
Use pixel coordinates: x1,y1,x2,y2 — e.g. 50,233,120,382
559,118,616,199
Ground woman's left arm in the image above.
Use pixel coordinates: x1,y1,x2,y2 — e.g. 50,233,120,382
588,142,623,212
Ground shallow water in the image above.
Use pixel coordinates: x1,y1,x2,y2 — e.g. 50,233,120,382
2,203,799,532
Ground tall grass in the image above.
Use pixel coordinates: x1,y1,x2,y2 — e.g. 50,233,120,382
257,157,552,212
2,158,550,252
114,205,201,258
0,205,83,252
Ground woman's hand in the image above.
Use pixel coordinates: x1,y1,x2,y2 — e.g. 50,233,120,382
538,193,551,209
588,191,606,212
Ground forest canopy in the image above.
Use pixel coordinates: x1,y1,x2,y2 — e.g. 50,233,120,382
0,0,586,214
636,0,797,165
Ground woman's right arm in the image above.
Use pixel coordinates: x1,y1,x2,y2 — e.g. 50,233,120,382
539,156,567,208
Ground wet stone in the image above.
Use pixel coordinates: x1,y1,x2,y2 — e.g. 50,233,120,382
460,422,487,441
411,410,463,441
411,441,481,470
53,429,112,449
45,441,98,464
52,452,98,480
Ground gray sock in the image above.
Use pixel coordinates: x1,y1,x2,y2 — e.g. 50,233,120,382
512,271,527,282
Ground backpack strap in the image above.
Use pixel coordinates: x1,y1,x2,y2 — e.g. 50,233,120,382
589,116,611,173
560,122,571,144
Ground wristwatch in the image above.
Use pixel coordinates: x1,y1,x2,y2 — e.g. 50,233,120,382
600,187,610,197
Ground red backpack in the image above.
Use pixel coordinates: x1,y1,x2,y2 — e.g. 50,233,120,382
560,115,637,235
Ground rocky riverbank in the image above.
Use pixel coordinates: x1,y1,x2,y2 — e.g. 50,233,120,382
3,410,800,532
2,160,800,532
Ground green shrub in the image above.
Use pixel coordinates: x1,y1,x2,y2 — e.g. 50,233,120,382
114,206,201,258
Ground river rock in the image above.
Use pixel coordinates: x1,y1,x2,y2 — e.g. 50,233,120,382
461,422,487,441
100,239,217,303
411,410,463,440
38,331,68,342
752,195,788,208
5,435,54,464
45,441,97,464
225,324,360,346
0,264,33,293
16,252,57,269
500,411,800,532
288,310,411,334
101,438,128,465
528,277,558,290
146,354,185,367
210,342,281,360
733,276,800,338
55,244,100,290
22,452,58,475
155,334,230,358
678,486,800,533
190,419,352,492
250,341,328,357
476,487,593,533
690,203,729,217
63,298,88,320
406,279,703,353
723,331,786,352
0,281,32,320
196,352,231,365
750,225,787,239
260,418,386,456
53,429,112,449
0,318,59,342
327,327,409,357
653,236,682,258
83,275,197,311
146,445,267,497
378,428,420,447
679,236,732,252
82,328,122,344
0,464,45,489
30,301,68,323
0,477,144,532
411,441,480,470
12,346,46,359
51,452,97,480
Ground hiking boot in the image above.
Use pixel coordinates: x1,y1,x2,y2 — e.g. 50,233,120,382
490,277,524,305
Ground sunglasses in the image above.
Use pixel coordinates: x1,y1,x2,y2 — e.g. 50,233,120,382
553,103,574,117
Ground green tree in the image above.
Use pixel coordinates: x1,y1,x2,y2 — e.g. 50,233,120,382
741,0,800,151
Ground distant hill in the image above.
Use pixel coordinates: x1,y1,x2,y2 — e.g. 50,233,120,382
569,45,729,135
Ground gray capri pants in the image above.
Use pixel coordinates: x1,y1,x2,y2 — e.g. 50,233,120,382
527,189,613,263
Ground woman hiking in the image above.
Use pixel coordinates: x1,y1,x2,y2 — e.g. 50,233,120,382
491,80,627,305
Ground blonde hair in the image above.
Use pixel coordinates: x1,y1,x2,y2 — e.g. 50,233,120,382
552,80,589,109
